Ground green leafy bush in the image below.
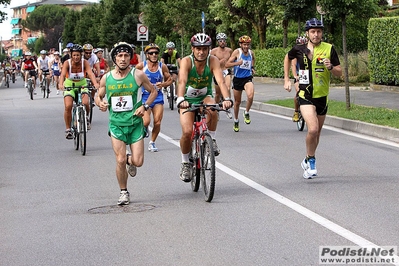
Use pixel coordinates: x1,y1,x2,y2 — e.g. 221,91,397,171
368,17,399,85
254,48,290,78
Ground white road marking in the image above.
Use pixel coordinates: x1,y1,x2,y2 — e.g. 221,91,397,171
157,112,399,265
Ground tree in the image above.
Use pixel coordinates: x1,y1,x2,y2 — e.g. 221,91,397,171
62,10,80,46
278,0,317,48
143,0,215,43
318,0,380,110
209,0,248,49
222,0,274,48
0,0,11,23
75,3,102,46
99,0,141,48
22,5,69,50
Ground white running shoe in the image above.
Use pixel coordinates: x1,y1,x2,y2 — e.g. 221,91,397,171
117,191,130,205
179,162,192,182
126,152,137,177
301,157,317,179
148,141,158,152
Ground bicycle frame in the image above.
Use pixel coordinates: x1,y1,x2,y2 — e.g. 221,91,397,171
183,103,227,202
65,84,90,155
191,109,208,166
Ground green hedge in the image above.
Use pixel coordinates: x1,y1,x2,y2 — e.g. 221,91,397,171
368,17,399,85
254,48,290,78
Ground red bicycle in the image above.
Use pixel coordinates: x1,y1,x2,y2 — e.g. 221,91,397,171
182,102,231,202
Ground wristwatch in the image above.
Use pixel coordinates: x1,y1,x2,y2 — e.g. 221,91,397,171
143,104,149,111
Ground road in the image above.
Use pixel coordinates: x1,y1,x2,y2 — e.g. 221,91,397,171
1,79,398,266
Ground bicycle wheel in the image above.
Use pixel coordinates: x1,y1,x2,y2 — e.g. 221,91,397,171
89,93,94,123
72,108,79,150
6,75,10,88
42,79,47,98
190,135,201,192
78,107,87,155
297,112,305,131
169,83,174,111
201,133,216,202
46,79,50,98
28,80,33,100
12,74,15,83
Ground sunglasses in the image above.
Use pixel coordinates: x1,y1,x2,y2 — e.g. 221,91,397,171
84,52,92,55
147,52,159,55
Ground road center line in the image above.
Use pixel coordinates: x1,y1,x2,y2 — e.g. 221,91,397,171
158,126,399,265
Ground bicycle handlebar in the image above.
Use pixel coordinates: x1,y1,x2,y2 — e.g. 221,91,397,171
181,102,231,115
64,84,92,91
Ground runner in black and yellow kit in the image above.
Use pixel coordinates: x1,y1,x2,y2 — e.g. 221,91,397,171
284,18,342,179
95,42,157,205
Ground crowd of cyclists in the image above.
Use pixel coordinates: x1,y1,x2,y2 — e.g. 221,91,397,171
1,33,254,204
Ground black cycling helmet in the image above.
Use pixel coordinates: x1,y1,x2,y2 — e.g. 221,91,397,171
305,18,324,31
190,33,212,47
70,44,83,53
110,42,133,64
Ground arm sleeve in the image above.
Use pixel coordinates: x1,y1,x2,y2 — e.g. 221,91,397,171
161,53,168,63
287,47,298,60
330,46,340,66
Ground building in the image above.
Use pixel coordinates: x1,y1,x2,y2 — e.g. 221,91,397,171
9,0,97,57
387,0,399,6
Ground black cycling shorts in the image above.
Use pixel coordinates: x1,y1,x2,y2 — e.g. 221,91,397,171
232,76,253,91
298,96,328,115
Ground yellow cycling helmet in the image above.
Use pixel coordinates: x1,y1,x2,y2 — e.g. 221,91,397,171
144,43,160,53
239,35,251,43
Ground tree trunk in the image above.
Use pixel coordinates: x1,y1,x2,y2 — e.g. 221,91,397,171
342,15,351,110
298,16,301,36
283,19,288,48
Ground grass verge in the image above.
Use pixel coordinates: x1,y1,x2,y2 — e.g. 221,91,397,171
266,99,399,129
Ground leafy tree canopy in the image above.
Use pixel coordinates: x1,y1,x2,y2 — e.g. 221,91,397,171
0,0,11,23
22,4,69,32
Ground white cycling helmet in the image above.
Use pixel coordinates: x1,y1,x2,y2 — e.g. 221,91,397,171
25,51,32,56
216,33,227,41
166,42,175,49
190,33,212,47
40,50,47,55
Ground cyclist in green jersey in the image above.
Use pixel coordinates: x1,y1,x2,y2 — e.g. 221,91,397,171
95,42,157,205
284,18,342,179
176,33,232,182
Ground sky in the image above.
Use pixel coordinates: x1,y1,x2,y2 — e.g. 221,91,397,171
1,0,98,40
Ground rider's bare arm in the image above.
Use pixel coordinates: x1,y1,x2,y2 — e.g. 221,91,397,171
225,49,241,68
135,69,157,108
58,60,70,90
175,56,190,108
210,56,232,109
161,64,173,88
85,60,99,89
95,75,108,111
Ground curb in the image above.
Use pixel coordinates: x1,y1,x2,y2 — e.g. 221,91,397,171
253,77,399,92
248,101,399,143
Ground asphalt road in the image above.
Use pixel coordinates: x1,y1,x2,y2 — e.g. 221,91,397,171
1,78,398,266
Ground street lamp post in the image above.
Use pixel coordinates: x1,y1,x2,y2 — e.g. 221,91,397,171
58,37,62,53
